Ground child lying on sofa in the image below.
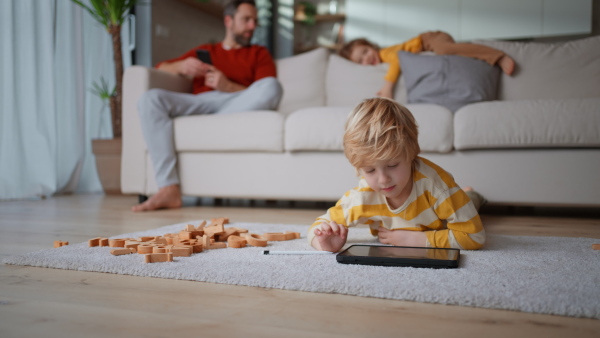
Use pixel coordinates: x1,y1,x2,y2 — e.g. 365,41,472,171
338,31,516,99
308,97,486,252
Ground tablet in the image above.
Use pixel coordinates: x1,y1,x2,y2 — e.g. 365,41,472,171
336,244,460,268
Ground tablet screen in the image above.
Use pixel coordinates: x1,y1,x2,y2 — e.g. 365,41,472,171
338,245,459,261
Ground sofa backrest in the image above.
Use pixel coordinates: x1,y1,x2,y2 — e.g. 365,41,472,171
276,48,409,113
324,54,408,107
276,48,328,114
476,35,600,101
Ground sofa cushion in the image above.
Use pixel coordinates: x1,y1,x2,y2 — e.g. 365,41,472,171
399,51,500,112
174,111,284,152
276,47,328,115
475,36,600,101
284,104,453,153
454,98,600,150
325,54,408,106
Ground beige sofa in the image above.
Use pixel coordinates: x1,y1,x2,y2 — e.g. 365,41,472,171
121,36,600,206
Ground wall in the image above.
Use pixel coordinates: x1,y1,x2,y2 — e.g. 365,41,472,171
344,0,594,46
151,0,225,65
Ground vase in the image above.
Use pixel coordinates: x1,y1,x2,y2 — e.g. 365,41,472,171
91,138,122,194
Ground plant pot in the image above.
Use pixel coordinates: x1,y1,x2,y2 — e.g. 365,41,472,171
91,138,122,194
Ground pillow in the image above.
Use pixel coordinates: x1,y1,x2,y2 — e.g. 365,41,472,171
474,36,600,101
325,54,408,106
276,48,329,114
399,51,500,112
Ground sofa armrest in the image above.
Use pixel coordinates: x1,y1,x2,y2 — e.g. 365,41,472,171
121,66,193,194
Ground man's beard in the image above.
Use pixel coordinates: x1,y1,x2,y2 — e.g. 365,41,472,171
234,31,253,47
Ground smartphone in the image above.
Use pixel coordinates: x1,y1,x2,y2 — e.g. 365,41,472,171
336,244,460,268
196,49,212,65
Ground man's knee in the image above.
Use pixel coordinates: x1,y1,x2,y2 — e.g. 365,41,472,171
253,77,282,93
138,88,169,117
251,77,283,103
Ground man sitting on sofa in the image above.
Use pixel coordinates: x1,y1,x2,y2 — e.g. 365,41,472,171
132,0,283,212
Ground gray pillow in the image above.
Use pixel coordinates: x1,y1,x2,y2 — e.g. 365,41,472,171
399,51,500,112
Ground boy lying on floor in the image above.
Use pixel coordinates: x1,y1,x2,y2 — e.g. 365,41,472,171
308,98,486,252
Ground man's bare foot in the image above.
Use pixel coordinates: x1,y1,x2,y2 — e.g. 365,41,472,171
498,55,515,75
132,185,183,212
462,186,473,192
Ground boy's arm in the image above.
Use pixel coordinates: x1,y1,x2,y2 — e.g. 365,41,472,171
427,189,485,250
377,227,427,247
377,81,395,99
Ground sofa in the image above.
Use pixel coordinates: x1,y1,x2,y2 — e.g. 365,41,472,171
121,35,600,206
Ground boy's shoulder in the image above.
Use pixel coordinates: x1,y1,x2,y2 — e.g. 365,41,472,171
414,157,458,192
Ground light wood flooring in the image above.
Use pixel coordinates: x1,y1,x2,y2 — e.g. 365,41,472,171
1,194,599,338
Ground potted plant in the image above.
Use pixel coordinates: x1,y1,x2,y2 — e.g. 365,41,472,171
72,0,139,193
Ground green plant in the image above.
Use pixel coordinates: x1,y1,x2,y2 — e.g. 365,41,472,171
90,77,116,101
71,0,140,138
298,1,317,25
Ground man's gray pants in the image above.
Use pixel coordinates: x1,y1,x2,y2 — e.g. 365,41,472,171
137,76,283,188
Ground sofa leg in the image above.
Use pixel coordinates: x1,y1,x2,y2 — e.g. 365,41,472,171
138,194,148,204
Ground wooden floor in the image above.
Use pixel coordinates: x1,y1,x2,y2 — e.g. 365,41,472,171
1,194,599,338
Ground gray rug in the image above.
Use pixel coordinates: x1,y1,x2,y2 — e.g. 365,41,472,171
3,221,600,319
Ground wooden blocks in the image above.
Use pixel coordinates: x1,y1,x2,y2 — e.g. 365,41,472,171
204,224,225,238
88,237,101,247
285,231,301,240
227,235,247,248
109,239,126,247
137,244,155,254
144,253,174,263
263,233,287,241
54,240,69,248
152,246,168,254
246,234,268,247
110,248,135,256
89,237,118,247
84,218,303,262
209,217,230,226
263,232,301,241
592,244,600,250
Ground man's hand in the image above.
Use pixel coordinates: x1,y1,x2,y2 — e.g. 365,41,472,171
312,221,348,252
377,226,427,247
177,57,211,78
204,65,246,92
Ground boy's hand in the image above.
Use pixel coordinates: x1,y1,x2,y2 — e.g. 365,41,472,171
313,221,348,252
377,227,427,247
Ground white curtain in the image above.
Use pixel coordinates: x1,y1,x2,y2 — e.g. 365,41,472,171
0,0,132,200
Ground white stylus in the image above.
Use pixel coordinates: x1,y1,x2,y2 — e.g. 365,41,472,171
262,250,334,255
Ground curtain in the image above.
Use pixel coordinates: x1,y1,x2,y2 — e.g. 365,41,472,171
0,0,132,200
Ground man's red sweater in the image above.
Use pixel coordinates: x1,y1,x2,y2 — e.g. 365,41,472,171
156,42,277,94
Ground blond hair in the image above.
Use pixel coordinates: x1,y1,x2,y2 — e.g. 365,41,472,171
344,98,420,170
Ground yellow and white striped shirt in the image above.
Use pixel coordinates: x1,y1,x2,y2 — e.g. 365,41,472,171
308,157,485,250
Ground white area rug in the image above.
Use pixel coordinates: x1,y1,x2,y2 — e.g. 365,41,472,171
4,221,600,319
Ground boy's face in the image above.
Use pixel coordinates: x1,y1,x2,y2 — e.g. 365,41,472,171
349,45,380,65
360,157,413,209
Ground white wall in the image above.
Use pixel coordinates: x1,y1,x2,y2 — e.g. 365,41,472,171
344,0,593,45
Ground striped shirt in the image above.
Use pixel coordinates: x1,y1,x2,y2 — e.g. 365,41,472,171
308,157,485,250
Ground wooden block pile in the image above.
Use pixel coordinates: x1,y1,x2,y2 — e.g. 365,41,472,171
76,217,301,263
